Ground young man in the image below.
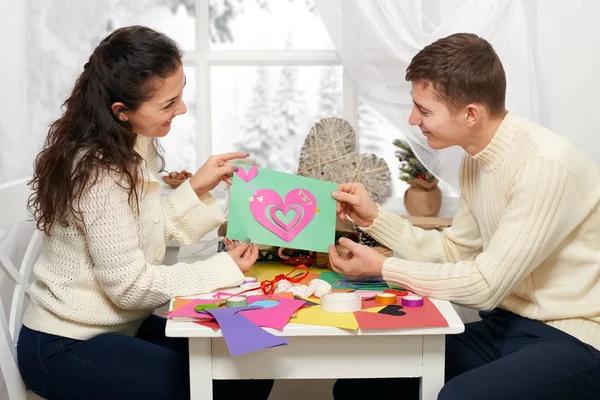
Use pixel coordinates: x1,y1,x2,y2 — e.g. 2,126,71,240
330,33,600,399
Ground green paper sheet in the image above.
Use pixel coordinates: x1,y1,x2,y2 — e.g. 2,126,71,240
226,165,337,253
319,271,392,291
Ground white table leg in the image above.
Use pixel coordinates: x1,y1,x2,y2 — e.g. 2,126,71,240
189,338,212,400
420,335,445,400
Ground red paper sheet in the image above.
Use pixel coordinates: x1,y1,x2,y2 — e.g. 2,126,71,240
195,320,220,330
356,297,448,330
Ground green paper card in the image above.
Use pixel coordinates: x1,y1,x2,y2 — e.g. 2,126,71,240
226,165,337,253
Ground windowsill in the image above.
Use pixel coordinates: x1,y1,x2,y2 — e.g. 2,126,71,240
380,195,459,218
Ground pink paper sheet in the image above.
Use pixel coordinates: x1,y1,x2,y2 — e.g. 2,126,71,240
167,295,305,330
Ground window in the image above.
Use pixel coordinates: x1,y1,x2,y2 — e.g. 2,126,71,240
108,0,407,201
212,65,342,173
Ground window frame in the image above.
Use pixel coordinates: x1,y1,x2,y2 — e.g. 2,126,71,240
185,1,358,166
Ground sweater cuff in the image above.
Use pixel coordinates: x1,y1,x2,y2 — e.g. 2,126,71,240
168,181,225,227
198,191,225,223
363,206,405,248
167,180,203,216
382,257,426,295
198,252,245,289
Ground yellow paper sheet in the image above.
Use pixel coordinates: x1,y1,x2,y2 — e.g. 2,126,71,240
245,262,323,282
245,262,293,281
291,305,359,330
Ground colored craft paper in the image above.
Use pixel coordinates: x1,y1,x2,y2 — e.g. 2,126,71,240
244,296,305,330
319,271,390,291
295,296,319,307
291,306,359,330
245,266,320,288
205,306,289,357
172,297,194,311
227,165,337,252
168,295,304,330
356,297,448,330
167,298,222,321
195,320,220,330
361,306,385,313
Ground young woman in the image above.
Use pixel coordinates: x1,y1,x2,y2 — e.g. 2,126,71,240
17,26,273,400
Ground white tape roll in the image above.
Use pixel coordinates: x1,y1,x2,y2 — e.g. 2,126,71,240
320,293,362,313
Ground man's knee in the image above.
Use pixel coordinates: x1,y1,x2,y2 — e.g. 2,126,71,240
437,376,477,400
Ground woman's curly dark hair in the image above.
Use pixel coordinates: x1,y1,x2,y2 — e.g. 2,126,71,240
28,26,183,234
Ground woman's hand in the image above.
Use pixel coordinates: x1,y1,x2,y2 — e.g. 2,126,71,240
225,238,259,273
331,183,379,227
189,152,248,196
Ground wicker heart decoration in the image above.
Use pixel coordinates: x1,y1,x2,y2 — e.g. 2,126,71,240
297,118,391,202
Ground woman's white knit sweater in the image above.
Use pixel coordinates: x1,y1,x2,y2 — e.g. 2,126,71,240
365,113,600,351
23,137,244,340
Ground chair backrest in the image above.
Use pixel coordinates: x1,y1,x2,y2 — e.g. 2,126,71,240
0,178,42,400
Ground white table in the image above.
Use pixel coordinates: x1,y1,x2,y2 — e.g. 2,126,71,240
166,295,464,400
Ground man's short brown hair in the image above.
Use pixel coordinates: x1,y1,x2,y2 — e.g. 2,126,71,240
406,33,506,116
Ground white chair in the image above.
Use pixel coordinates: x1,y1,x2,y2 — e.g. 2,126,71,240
0,178,44,400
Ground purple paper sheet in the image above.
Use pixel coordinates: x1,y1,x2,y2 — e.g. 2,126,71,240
205,306,289,357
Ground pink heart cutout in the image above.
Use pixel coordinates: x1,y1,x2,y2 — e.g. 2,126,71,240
250,189,316,242
236,166,259,183
270,204,302,231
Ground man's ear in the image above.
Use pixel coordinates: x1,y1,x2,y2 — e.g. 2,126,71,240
111,102,130,121
465,103,482,127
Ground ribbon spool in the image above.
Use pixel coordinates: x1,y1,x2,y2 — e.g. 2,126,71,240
242,277,258,285
320,293,362,313
225,296,248,308
194,303,222,313
401,295,424,307
375,293,398,305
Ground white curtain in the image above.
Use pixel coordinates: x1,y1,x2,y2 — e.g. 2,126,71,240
0,0,123,185
315,0,541,193
0,0,28,183
0,2,120,398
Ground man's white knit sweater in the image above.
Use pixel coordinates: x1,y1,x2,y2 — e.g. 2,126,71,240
365,113,600,351
23,137,244,340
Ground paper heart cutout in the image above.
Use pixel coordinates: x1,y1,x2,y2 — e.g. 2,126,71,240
271,205,302,231
378,305,406,316
250,189,316,242
297,118,391,202
236,165,259,183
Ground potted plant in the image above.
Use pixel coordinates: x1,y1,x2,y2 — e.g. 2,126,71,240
393,139,442,217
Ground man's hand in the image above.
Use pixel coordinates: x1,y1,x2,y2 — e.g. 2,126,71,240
328,237,386,279
331,183,379,227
